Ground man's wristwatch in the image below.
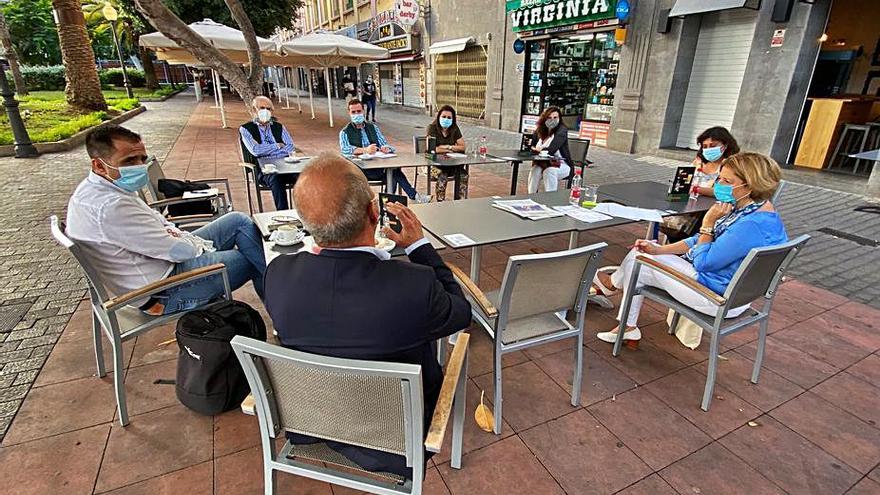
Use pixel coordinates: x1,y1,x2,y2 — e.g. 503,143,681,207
699,227,714,236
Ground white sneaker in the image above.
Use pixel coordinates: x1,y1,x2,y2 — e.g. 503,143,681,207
414,193,433,204
596,327,641,344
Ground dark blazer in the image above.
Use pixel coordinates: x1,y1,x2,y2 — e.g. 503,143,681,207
531,124,573,167
264,242,472,477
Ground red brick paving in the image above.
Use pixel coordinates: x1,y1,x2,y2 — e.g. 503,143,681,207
1,96,878,494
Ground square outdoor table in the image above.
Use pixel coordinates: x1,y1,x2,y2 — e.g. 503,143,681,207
256,156,313,175
487,149,542,195
427,153,508,200
253,209,445,264
346,152,431,192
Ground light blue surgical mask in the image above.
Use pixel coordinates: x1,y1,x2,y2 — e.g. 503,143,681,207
351,113,365,125
702,145,724,162
101,158,153,193
713,182,745,204
439,117,453,129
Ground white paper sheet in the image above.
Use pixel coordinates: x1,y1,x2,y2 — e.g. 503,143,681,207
374,151,398,159
444,233,476,247
445,152,467,158
591,203,664,223
182,188,219,199
551,205,613,223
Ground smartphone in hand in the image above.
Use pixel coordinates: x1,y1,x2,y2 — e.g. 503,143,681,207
379,193,408,233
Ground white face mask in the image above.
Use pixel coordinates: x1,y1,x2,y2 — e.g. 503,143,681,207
257,108,272,123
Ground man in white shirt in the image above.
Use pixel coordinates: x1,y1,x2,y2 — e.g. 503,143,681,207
66,125,266,315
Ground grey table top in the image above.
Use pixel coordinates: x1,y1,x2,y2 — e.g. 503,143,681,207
848,148,880,161
256,155,313,174
488,149,541,163
253,209,445,263
346,151,430,171
411,182,716,249
599,181,716,214
428,153,508,168
410,190,629,248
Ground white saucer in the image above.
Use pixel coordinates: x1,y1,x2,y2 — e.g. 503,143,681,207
274,235,304,247
284,156,299,163
375,237,396,252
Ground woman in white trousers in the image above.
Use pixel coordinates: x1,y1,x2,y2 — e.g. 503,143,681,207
527,106,572,193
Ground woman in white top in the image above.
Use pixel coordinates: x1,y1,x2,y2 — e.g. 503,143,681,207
661,126,741,242
528,107,572,193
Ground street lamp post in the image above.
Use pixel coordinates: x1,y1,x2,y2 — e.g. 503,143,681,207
102,3,133,98
0,58,38,158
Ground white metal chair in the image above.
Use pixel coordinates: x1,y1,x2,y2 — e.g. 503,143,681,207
448,242,607,434
613,235,811,410
50,215,232,426
231,333,470,495
144,159,233,230
770,179,786,205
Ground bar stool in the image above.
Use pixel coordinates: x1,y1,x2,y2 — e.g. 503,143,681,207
829,124,870,175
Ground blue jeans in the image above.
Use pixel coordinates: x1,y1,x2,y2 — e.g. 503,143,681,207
364,168,417,198
364,98,376,120
160,212,267,314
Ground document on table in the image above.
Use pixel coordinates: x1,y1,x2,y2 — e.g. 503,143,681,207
591,203,664,223
445,152,468,158
492,199,564,220
444,233,476,247
551,205,613,223
374,151,398,159
182,188,219,199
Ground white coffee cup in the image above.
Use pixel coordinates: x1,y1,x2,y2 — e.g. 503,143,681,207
539,150,550,157
274,224,303,245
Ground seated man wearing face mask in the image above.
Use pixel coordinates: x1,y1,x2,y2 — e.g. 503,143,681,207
67,125,267,315
239,96,298,210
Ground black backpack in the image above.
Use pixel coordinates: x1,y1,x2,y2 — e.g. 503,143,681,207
157,178,215,217
175,300,267,415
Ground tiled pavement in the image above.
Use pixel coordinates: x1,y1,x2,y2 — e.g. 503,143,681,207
0,92,878,494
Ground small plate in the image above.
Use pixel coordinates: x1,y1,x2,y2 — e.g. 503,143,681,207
271,215,298,224
274,235,305,247
375,237,396,252
284,156,299,163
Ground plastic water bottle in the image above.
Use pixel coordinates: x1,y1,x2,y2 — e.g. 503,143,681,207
690,168,704,200
569,168,583,205
479,136,488,158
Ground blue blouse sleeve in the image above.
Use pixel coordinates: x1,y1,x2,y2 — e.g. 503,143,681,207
690,219,768,273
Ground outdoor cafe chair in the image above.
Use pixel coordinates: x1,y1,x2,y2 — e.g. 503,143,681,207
412,135,441,196
143,159,233,230
231,332,470,495
565,137,593,187
613,234,811,411
771,179,786,205
448,243,607,434
50,215,232,426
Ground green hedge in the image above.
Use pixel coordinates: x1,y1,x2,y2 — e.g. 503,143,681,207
5,66,148,92
99,68,146,88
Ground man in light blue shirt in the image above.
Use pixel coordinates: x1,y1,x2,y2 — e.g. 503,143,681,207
240,96,297,210
339,99,430,203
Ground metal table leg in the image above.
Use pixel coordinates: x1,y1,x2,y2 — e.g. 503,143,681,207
568,231,579,249
386,168,394,193
470,246,482,284
509,161,521,195
453,167,462,200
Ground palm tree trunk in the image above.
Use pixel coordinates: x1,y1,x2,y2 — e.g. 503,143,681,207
51,0,107,111
133,32,159,90
0,11,27,96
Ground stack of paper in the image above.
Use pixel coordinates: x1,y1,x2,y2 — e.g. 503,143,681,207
445,152,467,158
492,199,564,220
374,151,397,159
552,205,613,223
182,188,219,199
591,203,664,223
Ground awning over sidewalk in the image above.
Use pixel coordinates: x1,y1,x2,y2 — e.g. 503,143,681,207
669,0,755,17
373,54,421,64
428,37,474,56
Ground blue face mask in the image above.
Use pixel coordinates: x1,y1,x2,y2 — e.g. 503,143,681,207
713,183,744,204
702,145,724,162
351,113,365,125
102,158,152,193
439,117,453,129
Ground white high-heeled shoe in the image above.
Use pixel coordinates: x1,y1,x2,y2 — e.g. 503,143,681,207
596,327,642,346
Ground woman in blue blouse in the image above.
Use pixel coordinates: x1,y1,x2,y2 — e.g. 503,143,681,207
593,152,787,346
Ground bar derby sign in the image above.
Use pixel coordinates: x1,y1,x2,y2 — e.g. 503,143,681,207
507,0,618,32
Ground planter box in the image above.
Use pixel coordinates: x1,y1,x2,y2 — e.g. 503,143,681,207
0,106,146,158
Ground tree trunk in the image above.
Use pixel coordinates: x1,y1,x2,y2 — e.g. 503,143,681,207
134,0,262,111
139,47,160,90
51,0,107,111
0,10,27,96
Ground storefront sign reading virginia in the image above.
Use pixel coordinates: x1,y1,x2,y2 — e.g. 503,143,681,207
506,0,617,32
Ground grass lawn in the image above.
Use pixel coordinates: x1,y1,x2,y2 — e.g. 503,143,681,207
0,86,176,146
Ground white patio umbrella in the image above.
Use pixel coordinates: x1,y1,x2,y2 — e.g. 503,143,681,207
279,32,389,127
140,19,278,128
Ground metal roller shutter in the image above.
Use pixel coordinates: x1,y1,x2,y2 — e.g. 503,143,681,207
676,9,758,149
402,62,422,108
434,46,487,119
379,66,395,104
